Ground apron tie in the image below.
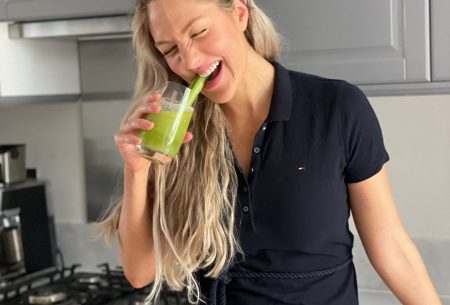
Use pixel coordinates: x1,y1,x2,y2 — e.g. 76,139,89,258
207,258,352,305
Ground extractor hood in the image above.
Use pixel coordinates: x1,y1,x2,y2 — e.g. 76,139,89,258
7,15,132,40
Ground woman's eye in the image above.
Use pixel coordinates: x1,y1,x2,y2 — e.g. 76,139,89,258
163,46,177,56
162,29,206,56
192,29,207,38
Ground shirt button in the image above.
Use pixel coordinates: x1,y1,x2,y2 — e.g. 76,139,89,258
250,167,254,173
253,147,261,154
262,125,267,132
242,205,249,213
243,186,248,192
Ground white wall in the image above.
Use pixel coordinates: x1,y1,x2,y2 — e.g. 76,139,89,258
348,94,450,240
371,94,450,239
81,100,129,221
0,102,87,223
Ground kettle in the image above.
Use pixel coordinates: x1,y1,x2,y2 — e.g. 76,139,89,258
0,144,27,185
0,208,24,265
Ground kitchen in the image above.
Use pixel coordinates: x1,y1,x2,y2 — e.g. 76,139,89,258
0,0,449,304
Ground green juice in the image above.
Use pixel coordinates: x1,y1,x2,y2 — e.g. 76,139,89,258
141,101,193,157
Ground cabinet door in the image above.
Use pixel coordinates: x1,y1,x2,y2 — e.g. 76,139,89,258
431,0,450,81
1,0,134,22
257,0,430,85
0,23,80,97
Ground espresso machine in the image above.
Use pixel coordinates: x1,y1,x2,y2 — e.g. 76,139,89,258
0,144,57,278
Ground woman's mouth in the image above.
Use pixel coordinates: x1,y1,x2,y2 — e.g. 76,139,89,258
199,60,223,90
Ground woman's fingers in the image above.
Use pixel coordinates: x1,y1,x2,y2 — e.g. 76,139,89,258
130,103,161,121
144,92,161,104
182,131,194,144
114,133,141,146
118,92,162,137
122,118,154,134
127,93,161,121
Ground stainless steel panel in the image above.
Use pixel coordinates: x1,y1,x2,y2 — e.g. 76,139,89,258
8,16,131,40
79,39,136,94
0,2,5,20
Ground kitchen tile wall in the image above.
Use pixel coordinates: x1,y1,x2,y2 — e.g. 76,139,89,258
0,102,87,223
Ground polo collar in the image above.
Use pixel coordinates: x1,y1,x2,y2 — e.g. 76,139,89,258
267,61,293,122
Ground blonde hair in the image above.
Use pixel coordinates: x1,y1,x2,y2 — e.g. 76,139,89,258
98,0,281,303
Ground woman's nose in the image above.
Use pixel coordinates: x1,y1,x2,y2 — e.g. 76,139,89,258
180,46,201,71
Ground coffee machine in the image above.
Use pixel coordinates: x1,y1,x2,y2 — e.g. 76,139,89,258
0,180,58,276
0,208,24,263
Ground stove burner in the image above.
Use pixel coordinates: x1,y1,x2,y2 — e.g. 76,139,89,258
28,290,67,304
77,276,102,285
129,294,149,305
128,289,175,305
0,263,189,305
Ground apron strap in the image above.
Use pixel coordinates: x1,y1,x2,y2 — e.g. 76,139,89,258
207,258,352,305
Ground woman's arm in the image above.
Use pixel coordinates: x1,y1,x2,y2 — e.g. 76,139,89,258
348,165,442,305
118,165,157,288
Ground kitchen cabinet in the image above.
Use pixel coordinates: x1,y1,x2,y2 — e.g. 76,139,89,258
0,23,80,98
431,0,450,81
0,2,5,20
258,0,430,85
0,0,134,22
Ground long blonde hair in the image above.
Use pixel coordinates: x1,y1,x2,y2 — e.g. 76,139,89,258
98,0,281,303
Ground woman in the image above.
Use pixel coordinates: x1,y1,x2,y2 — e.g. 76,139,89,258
100,0,442,304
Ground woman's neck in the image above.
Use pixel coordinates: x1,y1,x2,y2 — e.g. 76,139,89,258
220,51,275,125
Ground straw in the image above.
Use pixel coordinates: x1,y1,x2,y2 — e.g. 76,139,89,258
186,75,207,107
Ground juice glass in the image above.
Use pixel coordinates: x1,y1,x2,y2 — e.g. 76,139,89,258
137,82,194,164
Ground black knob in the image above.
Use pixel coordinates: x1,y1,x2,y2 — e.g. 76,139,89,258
11,148,19,159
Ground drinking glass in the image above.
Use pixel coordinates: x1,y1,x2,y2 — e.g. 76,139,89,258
136,82,194,164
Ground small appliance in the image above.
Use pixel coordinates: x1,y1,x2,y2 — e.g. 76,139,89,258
0,144,27,185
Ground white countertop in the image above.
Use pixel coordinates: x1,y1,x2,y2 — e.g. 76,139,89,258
359,289,450,305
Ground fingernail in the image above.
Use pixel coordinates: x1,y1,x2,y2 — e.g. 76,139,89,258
144,122,153,129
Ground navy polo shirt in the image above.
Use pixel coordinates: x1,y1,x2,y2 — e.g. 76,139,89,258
201,62,390,305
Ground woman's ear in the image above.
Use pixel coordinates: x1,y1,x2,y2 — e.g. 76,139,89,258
233,0,250,32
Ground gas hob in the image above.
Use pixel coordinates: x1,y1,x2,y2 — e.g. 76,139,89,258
0,263,188,305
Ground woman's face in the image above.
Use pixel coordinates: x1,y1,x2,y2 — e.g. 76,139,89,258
148,0,250,103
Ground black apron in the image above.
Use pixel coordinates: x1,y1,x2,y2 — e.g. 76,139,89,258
198,257,358,305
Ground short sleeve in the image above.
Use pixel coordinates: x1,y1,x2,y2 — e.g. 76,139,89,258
338,81,390,183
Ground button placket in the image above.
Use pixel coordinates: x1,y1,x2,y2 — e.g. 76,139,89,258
249,125,265,178
238,121,269,230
